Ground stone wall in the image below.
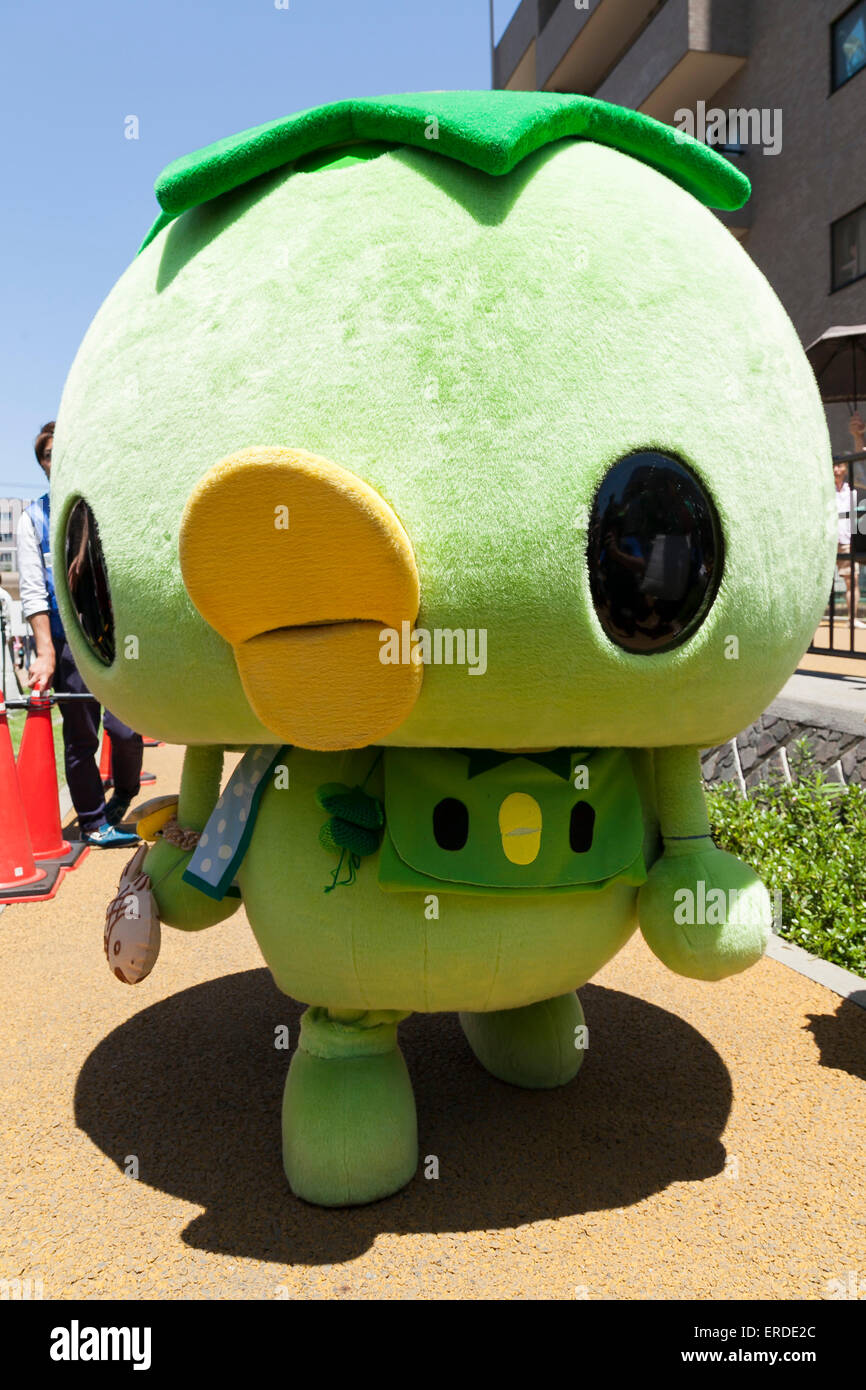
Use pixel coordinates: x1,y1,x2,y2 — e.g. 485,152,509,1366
701,711,866,794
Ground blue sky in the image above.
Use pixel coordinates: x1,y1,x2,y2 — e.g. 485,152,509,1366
1,0,519,498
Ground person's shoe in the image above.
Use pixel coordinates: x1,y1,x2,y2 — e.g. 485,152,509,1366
105,794,133,826
82,821,140,848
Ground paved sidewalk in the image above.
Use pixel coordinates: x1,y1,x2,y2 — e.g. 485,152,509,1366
1,743,864,1300
775,667,866,734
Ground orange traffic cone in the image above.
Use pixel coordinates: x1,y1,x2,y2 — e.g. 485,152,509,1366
0,689,46,892
101,726,155,789
99,730,113,787
16,690,72,860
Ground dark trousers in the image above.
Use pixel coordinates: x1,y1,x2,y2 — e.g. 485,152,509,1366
52,638,143,833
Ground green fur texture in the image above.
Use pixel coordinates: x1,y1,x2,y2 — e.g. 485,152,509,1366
282,1007,418,1207
52,90,833,1206
239,747,645,1014
638,845,772,981
460,992,586,1089
52,127,833,754
147,90,749,241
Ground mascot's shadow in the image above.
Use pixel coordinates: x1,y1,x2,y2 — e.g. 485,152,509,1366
76,971,732,1265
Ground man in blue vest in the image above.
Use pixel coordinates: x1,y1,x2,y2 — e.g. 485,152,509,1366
16,422,141,846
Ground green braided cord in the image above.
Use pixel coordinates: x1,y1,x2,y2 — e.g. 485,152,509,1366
323,848,362,894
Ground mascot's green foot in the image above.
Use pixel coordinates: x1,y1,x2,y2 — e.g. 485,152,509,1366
459,992,586,1089
282,1006,417,1207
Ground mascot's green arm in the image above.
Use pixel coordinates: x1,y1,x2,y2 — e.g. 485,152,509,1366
143,745,242,931
637,746,772,981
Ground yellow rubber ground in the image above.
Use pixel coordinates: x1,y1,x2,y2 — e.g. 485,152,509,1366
1,742,864,1300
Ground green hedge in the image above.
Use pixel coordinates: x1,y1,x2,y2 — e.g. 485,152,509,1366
706,742,866,977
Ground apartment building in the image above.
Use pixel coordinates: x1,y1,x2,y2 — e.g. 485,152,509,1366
0,496,33,599
494,0,866,454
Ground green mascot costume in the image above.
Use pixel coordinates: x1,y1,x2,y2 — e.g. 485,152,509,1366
53,92,836,1206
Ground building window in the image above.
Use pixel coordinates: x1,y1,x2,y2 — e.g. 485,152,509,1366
831,202,866,291
832,1,866,90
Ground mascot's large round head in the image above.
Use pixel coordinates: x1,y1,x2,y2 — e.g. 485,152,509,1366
51,91,834,752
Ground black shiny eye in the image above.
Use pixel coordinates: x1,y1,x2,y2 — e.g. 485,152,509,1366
586,452,722,654
569,801,595,853
433,798,469,851
64,498,115,666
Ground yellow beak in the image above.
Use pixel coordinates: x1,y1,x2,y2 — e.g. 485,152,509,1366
179,447,423,750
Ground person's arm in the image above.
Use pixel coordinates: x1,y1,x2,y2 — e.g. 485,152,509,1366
16,510,55,691
26,612,55,691
849,412,865,453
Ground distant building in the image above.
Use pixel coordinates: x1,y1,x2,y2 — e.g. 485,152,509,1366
495,0,866,454
0,497,35,601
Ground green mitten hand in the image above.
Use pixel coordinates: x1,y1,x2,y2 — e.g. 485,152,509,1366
143,836,240,932
638,841,771,982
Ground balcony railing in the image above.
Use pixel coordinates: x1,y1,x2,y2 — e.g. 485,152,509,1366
810,453,866,663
